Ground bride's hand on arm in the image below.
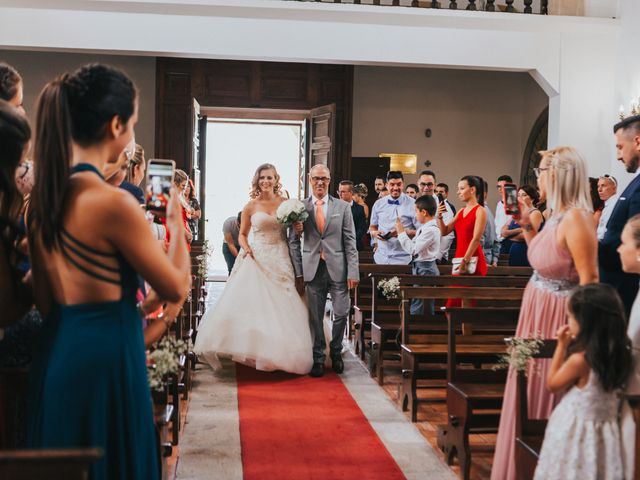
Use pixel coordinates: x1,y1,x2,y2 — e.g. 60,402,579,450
239,204,254,258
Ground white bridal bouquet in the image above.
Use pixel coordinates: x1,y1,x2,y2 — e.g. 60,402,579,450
276,199,309,227
378,276,400,300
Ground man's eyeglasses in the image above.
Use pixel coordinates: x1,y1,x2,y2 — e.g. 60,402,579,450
311,176,330,183
419,182,434,188
533,167,550,178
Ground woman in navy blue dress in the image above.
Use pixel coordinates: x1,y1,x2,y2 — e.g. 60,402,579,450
27,64,191,479
501,185,544,267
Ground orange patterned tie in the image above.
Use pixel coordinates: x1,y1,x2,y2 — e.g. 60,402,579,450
315,199,325,233
316,199,326,260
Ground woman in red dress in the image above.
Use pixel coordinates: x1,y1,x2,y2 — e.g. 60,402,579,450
437,175,487,307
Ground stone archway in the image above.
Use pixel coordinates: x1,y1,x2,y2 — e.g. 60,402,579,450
520,107,549,186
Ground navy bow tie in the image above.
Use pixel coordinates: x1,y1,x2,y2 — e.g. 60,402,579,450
387,199,400,205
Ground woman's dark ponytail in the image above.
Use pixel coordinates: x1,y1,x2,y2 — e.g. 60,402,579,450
31,64,136,250
32,79,71,250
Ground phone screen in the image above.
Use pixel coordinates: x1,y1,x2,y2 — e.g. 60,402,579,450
145,160,175,212
503,183,519,215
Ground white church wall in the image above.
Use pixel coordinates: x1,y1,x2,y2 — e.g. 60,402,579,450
0,0,620,178
611,0,640,191
0,50,156,158
0,50,157,158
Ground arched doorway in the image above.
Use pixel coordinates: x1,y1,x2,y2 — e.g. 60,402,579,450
520,107,549,187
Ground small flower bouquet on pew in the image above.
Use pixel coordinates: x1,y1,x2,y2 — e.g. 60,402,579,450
276,199,308,227
495,334,544,376
147,336,192,391
378,276,400,300
196,240,212,279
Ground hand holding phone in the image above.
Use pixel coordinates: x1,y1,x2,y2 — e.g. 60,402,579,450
502,183,520,216
437,193,444,204
145,159,176,213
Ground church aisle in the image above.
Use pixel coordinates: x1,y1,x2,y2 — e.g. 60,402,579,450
236,364,405,480
176,352,454,479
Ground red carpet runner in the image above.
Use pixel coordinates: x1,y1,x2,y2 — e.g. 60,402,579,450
236,365,406,480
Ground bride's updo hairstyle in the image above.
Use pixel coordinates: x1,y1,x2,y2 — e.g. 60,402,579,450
31,63,137,250
249,163,282,199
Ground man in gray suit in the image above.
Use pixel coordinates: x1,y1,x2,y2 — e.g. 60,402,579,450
289,164,360,377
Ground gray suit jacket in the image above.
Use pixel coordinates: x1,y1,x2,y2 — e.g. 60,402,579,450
288,196,360,283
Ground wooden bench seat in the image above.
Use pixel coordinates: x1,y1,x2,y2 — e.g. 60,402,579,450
0,448,103,480
514,340,556,480
439,307,519,479
364,273,529,377
399,287,523,424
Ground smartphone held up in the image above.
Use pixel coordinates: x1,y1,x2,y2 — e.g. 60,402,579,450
145,159,175,213
502,183,519,216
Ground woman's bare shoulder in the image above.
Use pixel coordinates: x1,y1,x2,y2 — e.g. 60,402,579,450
563,208,595,227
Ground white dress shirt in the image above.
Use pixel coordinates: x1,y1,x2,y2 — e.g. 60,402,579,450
370,193,417,265
494,200,512,241
398,219,441,262
597,194,619,241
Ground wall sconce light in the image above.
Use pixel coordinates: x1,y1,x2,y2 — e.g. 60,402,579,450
380,153,418,174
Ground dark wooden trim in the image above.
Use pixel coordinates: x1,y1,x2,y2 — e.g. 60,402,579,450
155,59,354,178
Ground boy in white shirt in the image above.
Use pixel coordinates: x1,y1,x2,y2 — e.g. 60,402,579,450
396,195,441,315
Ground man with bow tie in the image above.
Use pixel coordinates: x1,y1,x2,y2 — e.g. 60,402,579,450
369,170,418,264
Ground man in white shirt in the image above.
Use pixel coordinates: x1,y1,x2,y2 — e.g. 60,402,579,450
597,175,618,240
418,170,454,260
494,174,514,255
369,171,418,264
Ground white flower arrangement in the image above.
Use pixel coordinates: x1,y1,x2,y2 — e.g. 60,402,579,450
495,334,544,375
378,276,400,300
196,239,212,279
147,336,193,391
276,199,309,227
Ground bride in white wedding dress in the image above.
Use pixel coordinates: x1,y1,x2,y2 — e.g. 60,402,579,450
194,164,313,375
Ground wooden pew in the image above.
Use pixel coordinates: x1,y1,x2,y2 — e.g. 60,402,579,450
352,264,411,358
352,263,531,359
369,274,529,385
515,340,556,480
399,286,524,422
441,307,519,479
0,448,103,480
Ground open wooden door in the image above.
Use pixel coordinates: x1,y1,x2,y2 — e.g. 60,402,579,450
308,104,336,190
191,98,207,243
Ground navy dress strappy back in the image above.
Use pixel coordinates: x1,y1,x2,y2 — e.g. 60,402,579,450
27,163,160,480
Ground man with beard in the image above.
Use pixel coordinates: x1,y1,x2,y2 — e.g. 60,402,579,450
600,115,640,316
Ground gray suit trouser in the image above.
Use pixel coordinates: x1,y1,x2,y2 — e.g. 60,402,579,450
306,259,350,364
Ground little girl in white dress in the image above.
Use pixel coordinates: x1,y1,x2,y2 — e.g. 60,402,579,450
534,284,632,480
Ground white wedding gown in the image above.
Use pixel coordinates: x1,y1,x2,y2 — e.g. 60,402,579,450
194,211,314,375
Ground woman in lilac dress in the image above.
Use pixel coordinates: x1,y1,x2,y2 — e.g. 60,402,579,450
491,147,598,480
